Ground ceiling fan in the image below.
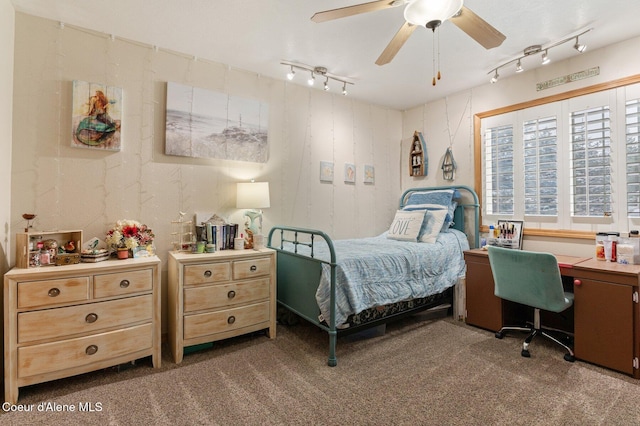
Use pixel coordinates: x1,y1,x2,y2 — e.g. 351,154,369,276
311,0,506,66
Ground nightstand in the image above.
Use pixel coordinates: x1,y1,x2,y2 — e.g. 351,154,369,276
167,248,276,363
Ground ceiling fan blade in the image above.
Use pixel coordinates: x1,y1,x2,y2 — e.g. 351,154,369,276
375,22,416,66
311,0,401,23
449,6,506,49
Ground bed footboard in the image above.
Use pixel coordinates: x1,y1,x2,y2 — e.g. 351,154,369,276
267,226,339,366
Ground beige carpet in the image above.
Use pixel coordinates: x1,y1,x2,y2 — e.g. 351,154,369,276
2,315,639,425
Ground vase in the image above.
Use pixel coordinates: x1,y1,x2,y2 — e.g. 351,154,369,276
117,248,129,259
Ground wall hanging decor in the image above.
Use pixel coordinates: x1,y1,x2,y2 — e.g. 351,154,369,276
409,131,427,177
441,147,456,180
165,82,269,162
364,165,375,184
320,161,334,182
344,163,356,184
72,80,122,151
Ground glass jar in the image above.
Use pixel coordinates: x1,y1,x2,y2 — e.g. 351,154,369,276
595,232,607,261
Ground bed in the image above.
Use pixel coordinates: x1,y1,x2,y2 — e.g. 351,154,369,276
267,185,480,366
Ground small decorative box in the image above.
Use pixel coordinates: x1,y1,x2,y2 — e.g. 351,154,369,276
55,253,81,266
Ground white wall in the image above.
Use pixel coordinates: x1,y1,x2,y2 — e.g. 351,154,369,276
0,0,15,277
402,36,640,257
9,13,402,329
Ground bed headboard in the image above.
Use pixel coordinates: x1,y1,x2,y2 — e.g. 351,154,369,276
399,185,480,248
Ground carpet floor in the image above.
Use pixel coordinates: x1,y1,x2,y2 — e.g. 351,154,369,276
2,313,639,425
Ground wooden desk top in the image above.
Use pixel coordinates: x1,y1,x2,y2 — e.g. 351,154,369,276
464,248,588,267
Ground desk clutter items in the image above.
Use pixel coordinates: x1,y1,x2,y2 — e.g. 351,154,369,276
598,230,640,264
80,237,109,263
486,220,523,250
15,229,83,268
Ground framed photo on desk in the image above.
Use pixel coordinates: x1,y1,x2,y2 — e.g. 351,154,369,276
497,220,524,250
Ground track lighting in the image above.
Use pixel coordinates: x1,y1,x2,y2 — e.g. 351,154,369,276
541,50,550,65
489,28,591,83
286,66,295,80
515,59,523,73
281,60,354,95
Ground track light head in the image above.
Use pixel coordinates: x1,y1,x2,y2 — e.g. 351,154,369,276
515,59,524,73
541,50,550,65
286,66,295,80
307,72,315,86
490,70,499,84
574,36,586,52
342,82,348,96
323,77,329,91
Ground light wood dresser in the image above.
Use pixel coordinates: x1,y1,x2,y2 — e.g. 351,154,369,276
3,256,161,404
168,248,276,363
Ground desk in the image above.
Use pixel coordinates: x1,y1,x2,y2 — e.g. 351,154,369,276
464,249,640,378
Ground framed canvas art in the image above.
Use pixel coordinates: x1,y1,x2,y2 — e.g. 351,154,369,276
165,82,269,162
344,163,356,184
320,161,334,182
71,80,122,151
364,165,375,184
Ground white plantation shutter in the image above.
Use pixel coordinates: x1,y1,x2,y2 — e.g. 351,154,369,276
523,116,558,216
570,106,611,217
626,99,640,217
485,124,514,215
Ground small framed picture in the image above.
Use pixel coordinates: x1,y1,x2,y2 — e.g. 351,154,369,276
364,165,375,184
344,163,356,184
320,161,334,182
497,220,524,249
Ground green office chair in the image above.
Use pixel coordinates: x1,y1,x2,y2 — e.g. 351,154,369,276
487,246,575,362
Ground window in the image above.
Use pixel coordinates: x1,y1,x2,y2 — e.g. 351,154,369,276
476,77,640,238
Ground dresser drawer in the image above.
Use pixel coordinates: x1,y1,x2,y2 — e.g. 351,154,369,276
18,277,90,309
184,278,270,313
183,301,270,340
18,323,153,379
94,268,153,298
232,257,271,280
184,262,231,285
18,294,153,343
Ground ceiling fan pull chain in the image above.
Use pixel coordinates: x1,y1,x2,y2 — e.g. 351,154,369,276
437,26,441,81
432,26,436,86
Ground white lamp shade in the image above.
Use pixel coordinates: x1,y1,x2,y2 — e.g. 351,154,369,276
236,182,271,209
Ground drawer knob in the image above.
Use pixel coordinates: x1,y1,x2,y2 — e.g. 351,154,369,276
85,313,98,323
120,279,130,288
250,265,257,272
85,345,98,355
227,316,236,324
48,287,60,297
204,270,212,278
227,290,236,299
574,279,582,286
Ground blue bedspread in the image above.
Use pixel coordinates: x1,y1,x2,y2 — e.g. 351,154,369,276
311,229,469,326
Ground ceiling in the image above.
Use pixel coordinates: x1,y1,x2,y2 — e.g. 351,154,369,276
10,0,640,110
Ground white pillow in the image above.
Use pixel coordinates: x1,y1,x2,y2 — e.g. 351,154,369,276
417,208,448,243
387,210,426,241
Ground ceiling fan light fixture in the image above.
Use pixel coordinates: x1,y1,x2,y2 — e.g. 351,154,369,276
574,36,586,53
403,0,463,26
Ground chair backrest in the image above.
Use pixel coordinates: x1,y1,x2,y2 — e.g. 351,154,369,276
487,246,571,313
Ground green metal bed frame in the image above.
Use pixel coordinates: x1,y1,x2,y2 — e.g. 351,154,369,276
267,185,479,366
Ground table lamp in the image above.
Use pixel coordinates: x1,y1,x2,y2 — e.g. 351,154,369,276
236,181,270,246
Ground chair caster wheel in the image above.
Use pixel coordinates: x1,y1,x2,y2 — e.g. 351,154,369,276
521,349,531,358
564,354,575,363
495,331,504,339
